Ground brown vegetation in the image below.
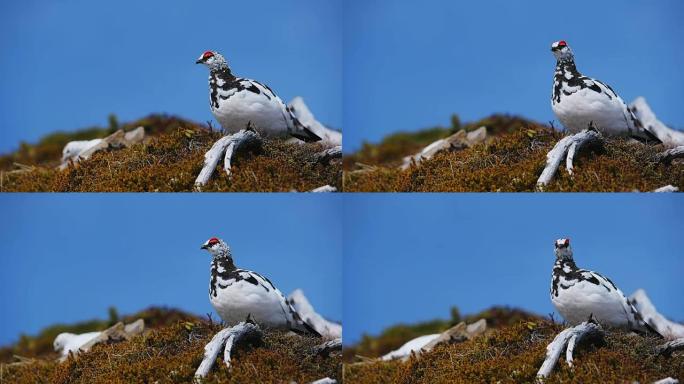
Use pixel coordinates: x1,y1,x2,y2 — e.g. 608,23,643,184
0,115,340,192
344,307,683,383
344,115,684,192
1,307,340,384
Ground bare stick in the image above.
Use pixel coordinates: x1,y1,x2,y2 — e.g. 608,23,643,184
309,378,337,384
537,128,602,189
656,338,684,357
313,338,342,357
315,145,342,165
194,322,262,379
223,129,261,177
629,97,684,146
629,289,684,340
194,136,234,187
288,289,342,338
194,129,262,187
537,321,603,380
309,185,337,193
652,377,680,384
653,185,679,193
657,146,684,165
222,322,261,369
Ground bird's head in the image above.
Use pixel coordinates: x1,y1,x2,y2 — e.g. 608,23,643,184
550,40,574,62
200,237,231,259
554,238,573,260
195,50,228,71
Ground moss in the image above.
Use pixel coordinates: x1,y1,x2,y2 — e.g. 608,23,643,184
1,307,340,383
344,308,684,383
0,115,340,192
344,115,684,192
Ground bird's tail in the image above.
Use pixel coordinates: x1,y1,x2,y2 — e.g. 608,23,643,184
288,304,322,337
287,104,322,143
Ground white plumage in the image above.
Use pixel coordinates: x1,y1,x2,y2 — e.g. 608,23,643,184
550,41,656,142
200,237,318,335
550,238,652,333
196,51,320,143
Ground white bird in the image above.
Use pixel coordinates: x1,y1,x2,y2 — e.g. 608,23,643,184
550,41,658,142
200,237,319,335
550,238,655,334
195,51,321,143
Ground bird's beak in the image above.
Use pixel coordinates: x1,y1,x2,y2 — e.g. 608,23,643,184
195,59,203,64
200,244,209,249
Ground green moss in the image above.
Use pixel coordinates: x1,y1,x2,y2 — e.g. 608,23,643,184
344,116,684,192
0,115,340,192
1,307,340,383
344,308,684,383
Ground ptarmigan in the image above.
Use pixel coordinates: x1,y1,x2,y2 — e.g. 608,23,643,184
550,41,658,142
200,237,319,335
550,238,656,334
195,51,321,143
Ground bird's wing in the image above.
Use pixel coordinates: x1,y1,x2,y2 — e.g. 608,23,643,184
237,79,321,142
242,270,320,336
581,269,653,332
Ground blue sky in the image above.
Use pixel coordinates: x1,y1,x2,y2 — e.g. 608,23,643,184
0,0,341,154
0,194,342,346
343,194,684,345
344,0,684,151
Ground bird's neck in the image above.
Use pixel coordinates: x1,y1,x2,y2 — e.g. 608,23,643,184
210,65,234,81
554,258,577,271
555,58,580,79
211,255,237,272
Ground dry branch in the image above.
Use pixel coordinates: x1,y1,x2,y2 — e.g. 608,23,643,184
657,146,684,165
313,338,342,357
194,128,262,187
656,338,684,357
194,322,262,379
288,289,342,339
537,128,602,189
315,145,342,165
400,127,487,170
629,289,684,340
629,97,684,146
536,321,604,380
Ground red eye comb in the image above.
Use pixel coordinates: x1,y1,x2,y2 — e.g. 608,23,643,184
202,51,214,59
558,41,567,47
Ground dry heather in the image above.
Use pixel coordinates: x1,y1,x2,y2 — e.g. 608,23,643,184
344,115,684,192
0,307,340,384
344,308,684,384
0,115,341,192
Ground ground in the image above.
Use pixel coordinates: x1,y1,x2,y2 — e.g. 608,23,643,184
344,115,684,192
343,307,683,384
0,307,340,384
0,115,341,192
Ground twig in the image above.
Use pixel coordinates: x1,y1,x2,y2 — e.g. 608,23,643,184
652,378,680,384
194,128,262,188
537,127,602,189
315,146,342,165
656,338,684,357
309,378,337,384
194,322,262,379
657,146,684,165
629,289,684,339
309,185,337,193
313,338,342,357
653,185,679,193
536,321,603,380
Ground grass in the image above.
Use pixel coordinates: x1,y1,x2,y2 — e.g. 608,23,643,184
343,115,684,192
343,307,684,384
0,307,340,384
0,114,341,192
